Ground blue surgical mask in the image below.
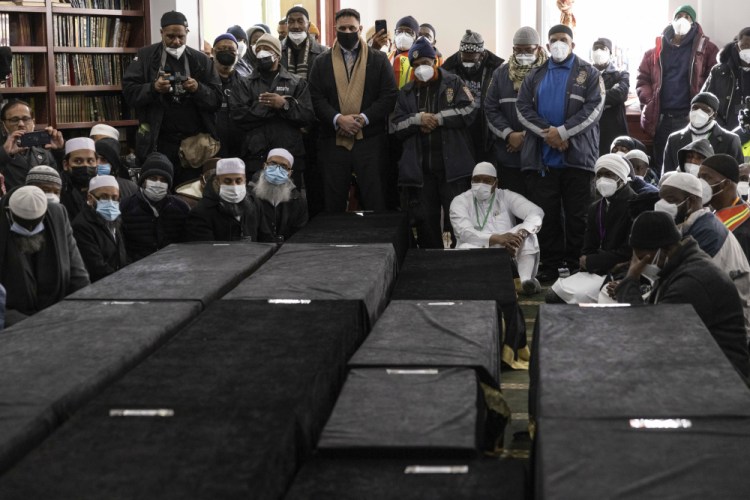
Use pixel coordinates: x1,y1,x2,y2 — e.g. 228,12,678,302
97,163,112,176
264,164,289,185
10,221,45,236
95,199,120,221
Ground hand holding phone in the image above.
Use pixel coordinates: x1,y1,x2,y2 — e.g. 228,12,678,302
18,130,52,148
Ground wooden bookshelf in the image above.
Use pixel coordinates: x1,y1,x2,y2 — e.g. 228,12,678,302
0,0,150,136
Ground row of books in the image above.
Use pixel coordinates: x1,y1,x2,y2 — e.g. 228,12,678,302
53,15,132,47
63,0,134,8
0,13,38,46
3,55,36,87
56,94,128,123
55,53,133,86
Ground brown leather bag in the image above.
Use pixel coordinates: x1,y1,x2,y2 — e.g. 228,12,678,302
179,133,220,169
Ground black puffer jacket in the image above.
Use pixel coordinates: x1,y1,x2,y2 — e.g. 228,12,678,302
581,184,636,274
71,206,128,282
702,41,750,130
120,189,190,261
616,237,749,379
184,181,261,242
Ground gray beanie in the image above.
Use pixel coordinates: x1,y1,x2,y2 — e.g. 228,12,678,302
513,26,540,46
460,29,484,52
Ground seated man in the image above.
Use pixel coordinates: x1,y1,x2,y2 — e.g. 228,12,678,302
175,157,218,209
0,185,89,325
249,148,308,244
25,165,62,205
89,123,120,142
609,135,657,194
625,149,658,187
547,154,637,303
185,158,260,241
662,92,743,175
677,138,713,175
616,211,749,380
71,175,128,282
60,137,98,221
95,137,138,199
449,162,544,295
120,153,191,262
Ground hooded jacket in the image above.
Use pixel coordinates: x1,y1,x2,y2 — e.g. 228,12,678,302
702,41,750,130
598,62,630,157
676,138,715,171
636,22,719,137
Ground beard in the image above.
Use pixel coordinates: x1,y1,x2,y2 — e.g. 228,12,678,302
13,232,46,255
102,217,122,234
253,174,294,206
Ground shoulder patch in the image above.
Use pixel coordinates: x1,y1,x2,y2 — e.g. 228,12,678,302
446,88,454,104
576,69,588,85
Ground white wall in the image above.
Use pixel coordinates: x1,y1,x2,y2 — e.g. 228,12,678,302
150,0,202,49
687,0,749,49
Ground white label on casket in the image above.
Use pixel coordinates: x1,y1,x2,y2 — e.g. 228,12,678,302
386,369,439,375
578,303,631,308
212,244,230,246
427,302,456,306
629,419,692,429
404,465,469,474
267,299,312,305
331,245,358,248
109,409,175,417
102,301,149,305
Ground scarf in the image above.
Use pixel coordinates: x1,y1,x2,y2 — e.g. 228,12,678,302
508,50,549,91
715,198,750,232
287,38,310,79
332,39,368,150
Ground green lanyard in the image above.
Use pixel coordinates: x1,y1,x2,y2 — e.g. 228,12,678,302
474,192,496,231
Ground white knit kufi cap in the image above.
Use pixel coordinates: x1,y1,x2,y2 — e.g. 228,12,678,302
661,171,703,198
625,149,649,165
64,137,96,155
216,158,246,176
472,162,497,178
89,124,120,141
267,148,295,167
595,154,630,183
9,185,48,220
89,175,120,192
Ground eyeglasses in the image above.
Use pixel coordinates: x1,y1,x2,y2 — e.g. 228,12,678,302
3,116,34,125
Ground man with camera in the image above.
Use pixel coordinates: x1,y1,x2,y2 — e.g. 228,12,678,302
0,99,65,191
123,10,222,187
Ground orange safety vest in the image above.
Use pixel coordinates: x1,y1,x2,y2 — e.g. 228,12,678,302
389,50,414,89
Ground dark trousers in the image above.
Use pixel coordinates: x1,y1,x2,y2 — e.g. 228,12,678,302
412,171,470,249
319,134,388,212
497,166,527,197
526,167,593,270
653,112,689,175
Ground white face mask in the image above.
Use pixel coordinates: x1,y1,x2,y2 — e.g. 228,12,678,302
738,181,750,197
414,64,435,82
740,49,750,65
45,193,60,204
395,32,415,51
164,44,186,59
515,53,536,66
592,49,610,66
237,41,248,58
654,199,680,219
596,177,619,198
143,179,169,202
10,221,45,237
699,178,714,205
689,109,712,128
641,263,661,284
672,18,692,37
288,31,308,45
219,184,247,204
684,162,701,176
471,182,494,202
256,49,274,60
550,41,570,62
462,62,476,69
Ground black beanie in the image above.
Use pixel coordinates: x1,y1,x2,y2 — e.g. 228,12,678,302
629,211,682,250
95,138,123,177
702,154,740,183
139,152,174,187
286,6,309,19
227,25,248,43
593,37,612,52
548,24,574,40
691,92,720,112
161,11,188,28
396,16,419,34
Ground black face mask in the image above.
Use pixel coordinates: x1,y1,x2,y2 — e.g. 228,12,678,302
337,31,359,51
257,56,275,72
71,167,94,188
215,51,237,66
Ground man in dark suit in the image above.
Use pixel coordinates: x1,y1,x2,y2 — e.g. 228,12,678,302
662,92,744,175
308,8,398,212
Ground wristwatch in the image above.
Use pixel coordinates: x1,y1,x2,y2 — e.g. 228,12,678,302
282,100,290,111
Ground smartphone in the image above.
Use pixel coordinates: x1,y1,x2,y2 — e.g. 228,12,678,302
375,19,387,35
18,131,52,148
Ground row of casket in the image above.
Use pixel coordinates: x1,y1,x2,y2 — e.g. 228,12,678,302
531,304,750,500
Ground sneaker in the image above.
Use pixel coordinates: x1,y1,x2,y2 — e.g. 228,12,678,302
521,278,541,296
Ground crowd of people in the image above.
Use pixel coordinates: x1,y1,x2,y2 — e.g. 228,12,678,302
1,5,750,380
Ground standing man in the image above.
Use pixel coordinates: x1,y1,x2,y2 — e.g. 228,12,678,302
389,16,420,89
278,18,288,44
516,24,605,282
418,23,444,65
123,11,222,185
308,8,397,212
636,4,719,173
226,25,254,77
442,29,504,162
281,6,327,79
702,27,750,131
211,33,245,158
486,26,548,195
591,37,630,157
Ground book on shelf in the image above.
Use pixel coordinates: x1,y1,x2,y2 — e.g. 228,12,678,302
55,54,133,86
53,15,132,47
64,0,134,9
4,54,35,87
56,94,126,123
0,13,8,47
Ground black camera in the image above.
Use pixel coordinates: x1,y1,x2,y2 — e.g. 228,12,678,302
166,71,188,96
18,131,51,148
